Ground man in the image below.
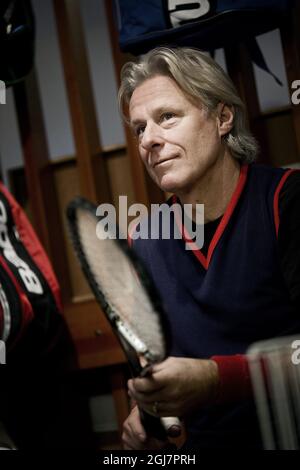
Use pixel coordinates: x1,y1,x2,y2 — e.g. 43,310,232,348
118,46,300,449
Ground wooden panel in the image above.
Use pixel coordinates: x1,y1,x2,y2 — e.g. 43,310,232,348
53,160,91,300
8,167,33,221
109,366,130,437
262,111,299,167
104,0,164,206
106,149,136,234
280,4,300,157
224,44,271,164
64,299,126,370
13,69,71,302
107,150,136,206
53,0,112,204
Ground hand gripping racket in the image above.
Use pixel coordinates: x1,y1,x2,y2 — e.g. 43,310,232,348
66,197,179,441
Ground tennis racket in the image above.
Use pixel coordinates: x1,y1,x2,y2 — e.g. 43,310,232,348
66,196,178,441
248,335,300,450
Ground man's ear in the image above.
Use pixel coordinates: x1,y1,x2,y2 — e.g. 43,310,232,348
217,103,234,137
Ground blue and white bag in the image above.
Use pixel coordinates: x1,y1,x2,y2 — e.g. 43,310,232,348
116,0,294,84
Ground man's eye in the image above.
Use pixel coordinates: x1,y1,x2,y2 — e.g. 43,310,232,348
135,125,145,137
161,112,175,121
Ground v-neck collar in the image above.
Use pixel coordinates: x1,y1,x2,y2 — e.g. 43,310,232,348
172,164,249,270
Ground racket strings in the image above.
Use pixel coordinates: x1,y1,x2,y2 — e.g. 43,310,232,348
76,209,165,361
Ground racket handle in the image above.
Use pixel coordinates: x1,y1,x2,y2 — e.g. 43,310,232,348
139,408,168,441
161,416,182,436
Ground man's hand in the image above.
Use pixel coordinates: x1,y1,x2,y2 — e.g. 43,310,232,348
127,357,219,418
122,405,171,450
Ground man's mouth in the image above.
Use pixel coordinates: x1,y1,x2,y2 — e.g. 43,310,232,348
154,155,178,168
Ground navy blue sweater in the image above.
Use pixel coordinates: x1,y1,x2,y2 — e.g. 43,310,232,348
131,163,300,449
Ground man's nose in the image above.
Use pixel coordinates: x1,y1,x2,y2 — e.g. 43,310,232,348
140,122,163,151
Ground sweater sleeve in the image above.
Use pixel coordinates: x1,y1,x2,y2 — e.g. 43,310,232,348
210,354,252,403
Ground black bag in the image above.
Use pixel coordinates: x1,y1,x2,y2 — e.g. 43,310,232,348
0,0,35,86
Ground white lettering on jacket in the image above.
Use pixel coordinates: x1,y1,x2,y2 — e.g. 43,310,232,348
0,200,43,294
168,0,211,28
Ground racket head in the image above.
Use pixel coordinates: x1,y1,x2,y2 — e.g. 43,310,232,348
66,196,170,374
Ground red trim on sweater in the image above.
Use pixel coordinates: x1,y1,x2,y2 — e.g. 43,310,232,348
273,169,298,239
128,232,133,248
172,195,208,266
211,354,252,403
173,164,249,270
128,222,139,248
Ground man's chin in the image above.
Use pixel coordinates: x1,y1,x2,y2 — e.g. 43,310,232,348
157,180,182,194
149,171,184,194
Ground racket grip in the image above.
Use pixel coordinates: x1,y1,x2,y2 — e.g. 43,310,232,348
161,416,182,436
139,408,168,441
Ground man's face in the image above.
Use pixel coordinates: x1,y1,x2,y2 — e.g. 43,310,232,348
129,75,223,196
